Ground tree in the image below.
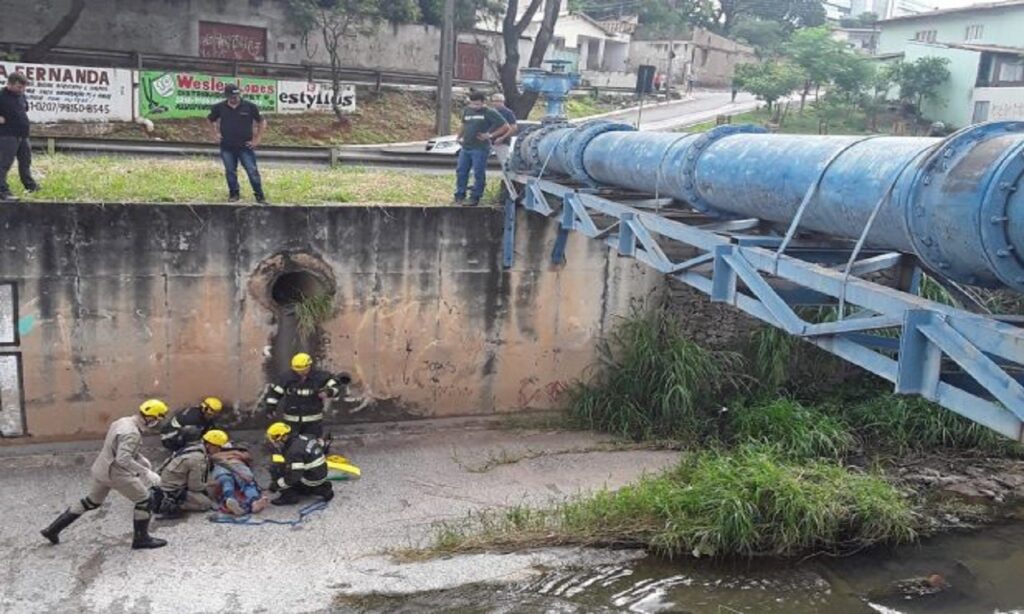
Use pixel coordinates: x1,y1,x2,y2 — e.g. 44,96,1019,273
734,61,803,117
715,0,825,34
831,52,873,106
497,0,561,119
287,0,420,121
730,17,789,58
418,0,503,31
862,63,895,131
20,0,85,63
890,56,951,121
785,26,846,112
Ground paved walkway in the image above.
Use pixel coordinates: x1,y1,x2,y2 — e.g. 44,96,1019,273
0,425,678,613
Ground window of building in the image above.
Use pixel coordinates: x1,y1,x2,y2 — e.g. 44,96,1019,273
996,57,1024,85
973,100,991,123
914,29,937,42
965,24,984,41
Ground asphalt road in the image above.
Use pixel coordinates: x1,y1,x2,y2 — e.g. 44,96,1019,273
0,424,677,613
604,90,760,131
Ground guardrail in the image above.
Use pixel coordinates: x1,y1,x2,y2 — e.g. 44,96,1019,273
31,136,502,170
1,43,493,90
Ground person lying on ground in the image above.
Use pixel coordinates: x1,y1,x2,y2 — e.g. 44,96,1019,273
207,434,268,516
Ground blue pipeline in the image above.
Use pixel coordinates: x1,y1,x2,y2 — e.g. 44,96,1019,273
516,121,1024,292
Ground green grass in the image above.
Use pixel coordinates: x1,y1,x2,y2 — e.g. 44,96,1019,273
730,399,856,460
294,293,334,340
567,307,746,441
527,95,625,121
421,445,916,559
840,393,1023,456
11,154,499,205
686,106,876,135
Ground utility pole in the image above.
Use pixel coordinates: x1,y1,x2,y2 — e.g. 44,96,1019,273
664,39,674,98
435,0,456,135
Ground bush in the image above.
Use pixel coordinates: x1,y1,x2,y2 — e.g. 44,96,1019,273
429,445,917,558
730,398,856,460
567,308,745,441
842,394,1022,456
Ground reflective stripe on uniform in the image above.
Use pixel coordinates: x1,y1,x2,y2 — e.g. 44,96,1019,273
289,456,326,471
271,385,285,394
266,398,279,405
160,431,177,440
276,477,289,489
301,477,327,487
282,413,323,422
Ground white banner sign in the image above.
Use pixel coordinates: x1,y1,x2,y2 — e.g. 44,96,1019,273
277,80,356,114
0,62,133,123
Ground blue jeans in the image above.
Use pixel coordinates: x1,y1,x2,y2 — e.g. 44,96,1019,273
454,147,489,202
220,146,264,199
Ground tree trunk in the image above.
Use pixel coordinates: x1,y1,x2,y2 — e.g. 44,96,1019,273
511,0,560,119
799,80,810,113
21,0,86,63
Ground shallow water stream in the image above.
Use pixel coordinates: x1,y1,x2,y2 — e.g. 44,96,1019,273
343,521,1024,613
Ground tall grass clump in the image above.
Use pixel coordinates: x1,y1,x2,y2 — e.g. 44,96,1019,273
568,308,745,441
427,445,916,558
294,292,334,340
842,394,1022,456
730,398,856,459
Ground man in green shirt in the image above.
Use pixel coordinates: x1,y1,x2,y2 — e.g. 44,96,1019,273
453,91,509,206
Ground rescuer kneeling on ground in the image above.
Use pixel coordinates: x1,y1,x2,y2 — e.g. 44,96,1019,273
265,421,333,506
265,353,341,439
152,428,225,517
41,400,170,549
160,396,224,451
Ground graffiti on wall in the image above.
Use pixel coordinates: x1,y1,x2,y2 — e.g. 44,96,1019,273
199,21,267,62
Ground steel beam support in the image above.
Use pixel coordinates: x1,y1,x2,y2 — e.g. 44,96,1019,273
514,174,1024,441
502,195,516,269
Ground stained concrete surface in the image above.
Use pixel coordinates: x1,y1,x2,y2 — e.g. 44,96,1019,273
0,425,678,613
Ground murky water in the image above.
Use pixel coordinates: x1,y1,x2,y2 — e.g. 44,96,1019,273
341,522,1024,613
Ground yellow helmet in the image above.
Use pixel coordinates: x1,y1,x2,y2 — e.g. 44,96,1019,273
201,397,224,415
203,429,229,447
291,353,313,371
266,421,292,443
271,454,286,464
139,399,169,419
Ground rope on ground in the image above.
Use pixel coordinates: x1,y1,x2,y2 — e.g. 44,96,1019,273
207,500,329,527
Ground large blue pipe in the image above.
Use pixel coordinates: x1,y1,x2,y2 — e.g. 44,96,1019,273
514,121,1024,292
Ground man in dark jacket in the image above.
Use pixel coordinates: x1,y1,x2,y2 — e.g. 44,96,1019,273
265,422,333,506
159,396,224,451
207,83,267,203
0,72,39,201
265,353,342,438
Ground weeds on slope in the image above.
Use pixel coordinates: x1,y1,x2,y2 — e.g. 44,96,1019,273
419,445,916,559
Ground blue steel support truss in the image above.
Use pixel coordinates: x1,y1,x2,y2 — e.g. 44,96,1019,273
511,175,1024,442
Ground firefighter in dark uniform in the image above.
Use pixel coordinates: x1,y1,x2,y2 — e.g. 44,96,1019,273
160,396,224,451
265,353,340,438
265,421,333,506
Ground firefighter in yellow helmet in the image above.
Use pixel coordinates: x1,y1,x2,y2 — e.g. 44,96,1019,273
265,422,333,506
152,429,228,517
41,399,170,549
264,353,342,438
160,396,225,451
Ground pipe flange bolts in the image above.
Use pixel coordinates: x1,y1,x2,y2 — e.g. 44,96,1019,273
559,120,634,186
520,121,570,174
680,123,766,212
905,121,1024,291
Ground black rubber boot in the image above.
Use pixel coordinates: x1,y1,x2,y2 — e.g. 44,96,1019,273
41,510,81,545
314,483,334,502
271,489,302,506
131,518,167,550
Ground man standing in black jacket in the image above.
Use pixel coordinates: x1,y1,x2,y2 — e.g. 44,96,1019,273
0,72,39,201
